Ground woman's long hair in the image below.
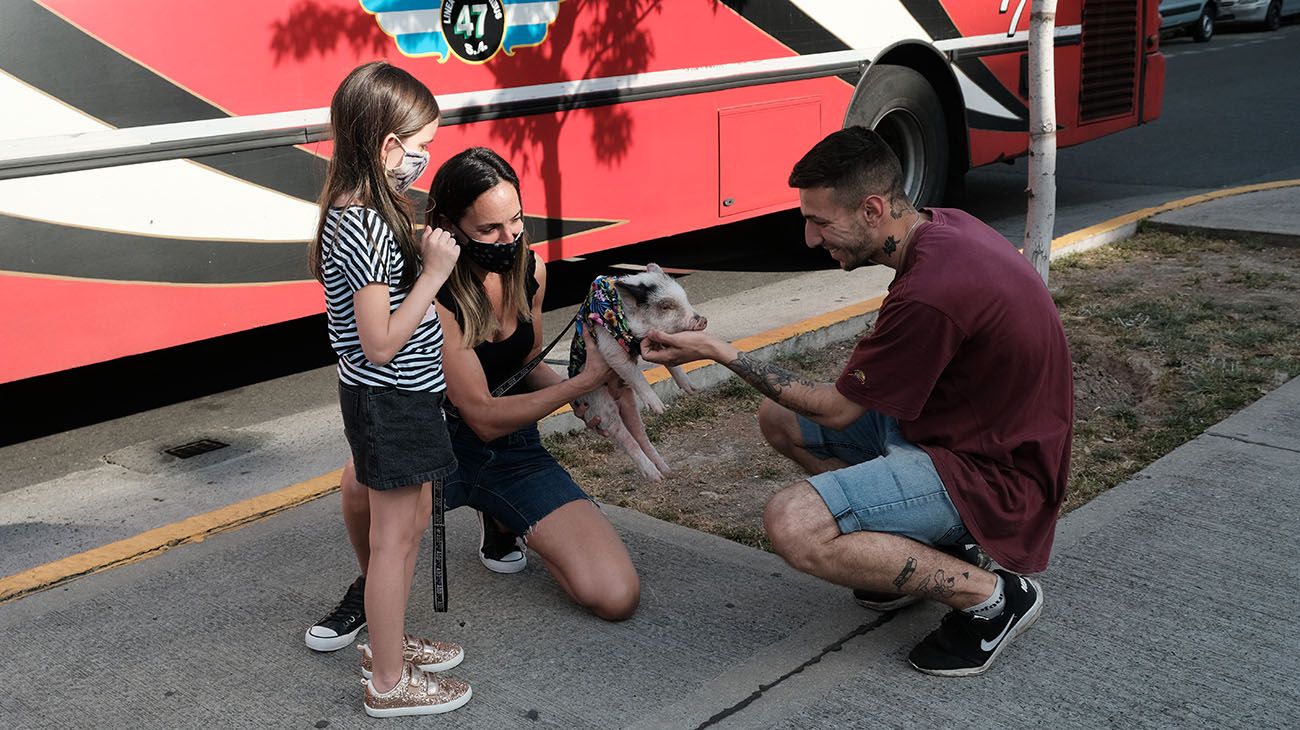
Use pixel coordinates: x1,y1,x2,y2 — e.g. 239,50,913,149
429,147,532,347
308,61,439,289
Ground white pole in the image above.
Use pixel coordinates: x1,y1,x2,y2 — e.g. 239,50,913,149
1024,0,1058,285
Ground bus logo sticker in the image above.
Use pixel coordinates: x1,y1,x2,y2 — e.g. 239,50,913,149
363,0,562,64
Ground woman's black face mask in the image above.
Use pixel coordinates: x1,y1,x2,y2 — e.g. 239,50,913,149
456,224,523,273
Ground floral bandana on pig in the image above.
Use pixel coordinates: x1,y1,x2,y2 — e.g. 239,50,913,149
568,275,639,377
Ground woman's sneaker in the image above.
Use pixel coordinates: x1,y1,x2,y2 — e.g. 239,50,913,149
907,569,1044,676
477,510,527,574
853,544,994,611
363,662,472,718
305,576,366,652
358,635,464,678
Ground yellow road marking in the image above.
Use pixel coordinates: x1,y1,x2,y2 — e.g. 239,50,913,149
9,179,1299,602
0,471,341,605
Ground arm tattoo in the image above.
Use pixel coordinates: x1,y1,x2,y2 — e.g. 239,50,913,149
914,569,958,600
893,557,917,590
726,352,818,415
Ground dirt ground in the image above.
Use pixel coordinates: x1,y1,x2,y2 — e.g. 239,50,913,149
544,229,1300,550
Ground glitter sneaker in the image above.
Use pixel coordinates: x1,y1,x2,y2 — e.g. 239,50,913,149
363,662,472,718
478,510,527,574
358,635,464,679
305,576,366,652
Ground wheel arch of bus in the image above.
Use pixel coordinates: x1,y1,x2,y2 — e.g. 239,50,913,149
848,40,969,209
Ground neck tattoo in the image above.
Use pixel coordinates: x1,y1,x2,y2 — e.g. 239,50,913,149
893,212,924,257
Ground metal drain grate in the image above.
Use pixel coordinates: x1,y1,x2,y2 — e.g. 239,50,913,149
163,439,230,459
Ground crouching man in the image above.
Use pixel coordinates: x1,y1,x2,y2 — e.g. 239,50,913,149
641,127,1073,676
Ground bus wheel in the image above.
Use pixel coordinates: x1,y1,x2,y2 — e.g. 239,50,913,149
844,64,949,207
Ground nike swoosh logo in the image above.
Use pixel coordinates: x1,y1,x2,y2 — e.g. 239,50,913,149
981,613,1018,651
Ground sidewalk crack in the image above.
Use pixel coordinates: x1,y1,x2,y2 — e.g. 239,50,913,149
692,610,898,730
1206,432,1300,455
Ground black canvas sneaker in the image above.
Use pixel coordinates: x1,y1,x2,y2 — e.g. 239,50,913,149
853,543,994,611
305,576,367,652
907,569,1044,676
477,510,527,574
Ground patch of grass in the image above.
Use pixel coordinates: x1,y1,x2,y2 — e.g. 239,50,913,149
711,524,772,552
1224,269,1286,288
1058,230,1300,511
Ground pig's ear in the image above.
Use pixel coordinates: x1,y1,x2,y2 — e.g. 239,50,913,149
646,263,664,275
614,279,652,306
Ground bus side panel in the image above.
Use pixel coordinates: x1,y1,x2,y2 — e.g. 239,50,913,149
0,275,320,384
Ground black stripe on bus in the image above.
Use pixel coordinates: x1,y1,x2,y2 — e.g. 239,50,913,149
718,0,860,86
0,214,615,284
0,0,326,201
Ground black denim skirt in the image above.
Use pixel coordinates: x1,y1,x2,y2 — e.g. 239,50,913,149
338,383,457,490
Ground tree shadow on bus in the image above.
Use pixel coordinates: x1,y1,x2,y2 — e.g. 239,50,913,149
267,0,389,64
482,1,662,261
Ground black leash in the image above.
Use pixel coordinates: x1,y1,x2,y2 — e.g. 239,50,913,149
433,314,578,611
489,314,579,397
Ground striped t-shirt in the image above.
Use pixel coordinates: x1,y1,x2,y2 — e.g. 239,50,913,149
320,206,445,391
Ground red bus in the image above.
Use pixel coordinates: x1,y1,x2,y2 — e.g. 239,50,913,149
0,0,1164,385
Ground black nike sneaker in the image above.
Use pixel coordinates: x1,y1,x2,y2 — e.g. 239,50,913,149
907,569,1044,676
853,543,994,611
305,575,367,652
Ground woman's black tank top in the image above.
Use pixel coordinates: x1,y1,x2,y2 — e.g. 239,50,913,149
437,252,540,397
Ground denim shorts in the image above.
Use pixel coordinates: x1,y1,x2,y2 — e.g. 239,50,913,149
338,383,458,491
800,411,971,546
443,416,591,536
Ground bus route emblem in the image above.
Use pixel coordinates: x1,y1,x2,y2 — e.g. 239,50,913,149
363,0,563,64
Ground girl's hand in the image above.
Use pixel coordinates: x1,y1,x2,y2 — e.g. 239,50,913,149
421,226,459,280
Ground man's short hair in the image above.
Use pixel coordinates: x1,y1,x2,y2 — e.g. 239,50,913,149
788,126,906,211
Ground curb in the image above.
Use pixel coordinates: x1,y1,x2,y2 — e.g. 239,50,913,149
1047,178,1300,259
0,471,342,605
7,179,1298,603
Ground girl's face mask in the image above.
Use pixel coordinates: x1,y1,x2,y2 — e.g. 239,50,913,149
386,139,429,193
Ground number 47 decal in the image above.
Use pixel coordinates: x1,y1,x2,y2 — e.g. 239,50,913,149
455,4,489,39
1000,0,1028,38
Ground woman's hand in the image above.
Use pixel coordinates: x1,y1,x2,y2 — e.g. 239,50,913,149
577,329,615,386
420,225,459,281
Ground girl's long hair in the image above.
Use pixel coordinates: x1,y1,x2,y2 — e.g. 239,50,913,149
309,61,439,289
429,147,532,348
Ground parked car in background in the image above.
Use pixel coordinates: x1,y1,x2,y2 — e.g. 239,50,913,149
1217,0,1300,30
1161,0,1218,41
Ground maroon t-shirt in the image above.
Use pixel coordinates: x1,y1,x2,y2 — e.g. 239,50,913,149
835,208,1073,573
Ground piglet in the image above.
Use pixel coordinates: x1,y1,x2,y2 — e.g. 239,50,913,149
568,263,707,481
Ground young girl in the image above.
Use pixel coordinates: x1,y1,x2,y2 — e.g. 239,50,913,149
307,61,470,718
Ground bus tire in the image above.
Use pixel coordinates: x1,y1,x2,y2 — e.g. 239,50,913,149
843,64,949,208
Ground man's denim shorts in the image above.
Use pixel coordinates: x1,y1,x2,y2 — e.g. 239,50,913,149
443,416,591,536
799,411,971,546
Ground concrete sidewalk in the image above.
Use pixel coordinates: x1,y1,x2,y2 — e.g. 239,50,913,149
1,376,1297,729
2,184,1299,728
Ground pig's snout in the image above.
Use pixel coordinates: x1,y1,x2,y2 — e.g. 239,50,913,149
689,314,708,331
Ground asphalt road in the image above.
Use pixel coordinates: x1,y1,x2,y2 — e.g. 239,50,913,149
3,22,1298,491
